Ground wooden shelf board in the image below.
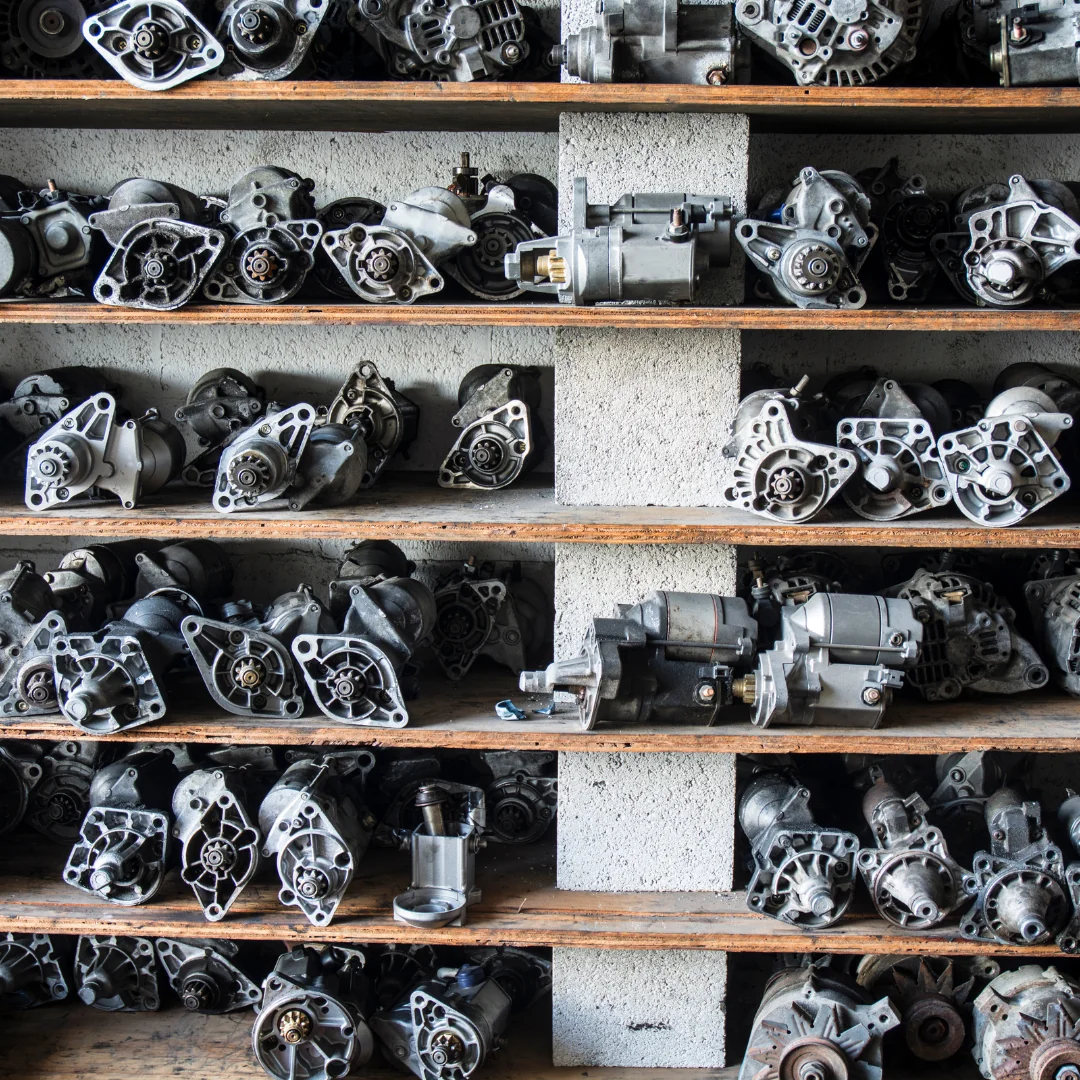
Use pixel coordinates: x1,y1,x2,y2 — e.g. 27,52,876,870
0,842,1064,956
6,82,1080,134
4,672,1080,753
2,301,1080,330
8,476,1080,547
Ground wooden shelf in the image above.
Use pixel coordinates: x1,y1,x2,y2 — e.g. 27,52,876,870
7,476,1080,548
2,301,1080,331
6,82,1080,134
0,841,1064,956
3,670,1080,753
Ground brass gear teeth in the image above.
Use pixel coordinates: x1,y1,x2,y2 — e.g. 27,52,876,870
277,1008,314,1044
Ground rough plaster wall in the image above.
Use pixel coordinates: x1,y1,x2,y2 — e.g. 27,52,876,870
557,751,736,890
552,948,728,1066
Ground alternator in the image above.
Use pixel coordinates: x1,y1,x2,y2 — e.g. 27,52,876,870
253,946,373,1080
439,365,547,490
520,590,758,729
1025,571,1080,696
52,593,190,733
258,755,375,925
292,575,436,726
173,766,261,921
26,740,110,843
204,166,322,304
25,393,184,512
972,966,1080,1080
215,0,330,78
507,176,733,305
723,378,858,522
473,751,557,844
836,377,952,520
739,770,859,928
90,178,227,310
155,938,261,1012
557,0,748,82
738,168,876,308
82,0,224,88
64,748,180,906
961,788,1070,947
394,781,486,928
0,934,70,1009
857,778,966,929
739,965,900,1080
1055,790,1080,953
74,935,159,1011
371,962,512,1080
891,568,1049,699
961,0,1080,86
327,360,419,487
734,592,922,727
351,0,532,79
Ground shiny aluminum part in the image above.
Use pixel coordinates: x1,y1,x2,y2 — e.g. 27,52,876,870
521,590,757,729
155,938,261,1012
81,0,223,89
737,168,876,309
173,767,261,921
321,221,443,304
0,933,70,1009
961,789,1070,947
740,771,859,928
735,0,922,85
74,935,159,1011
215,0,330,78
25,739,107,844
857,779,966,929
327,360,419,488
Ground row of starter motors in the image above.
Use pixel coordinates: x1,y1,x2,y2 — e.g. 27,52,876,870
7,360,546,511
0,539,550,729
0,739,557,924
0,936,548,1080
522,550,1080,726
8,161,1080,313
740,960,1080,1080
0,158,557,307
724,364,1080,527
741,766,1080,948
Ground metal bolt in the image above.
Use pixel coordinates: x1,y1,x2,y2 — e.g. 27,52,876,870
862,686,882,706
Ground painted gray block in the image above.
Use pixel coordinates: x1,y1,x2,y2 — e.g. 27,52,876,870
554,542,736,658
557,750,736,890
552,948,727,1066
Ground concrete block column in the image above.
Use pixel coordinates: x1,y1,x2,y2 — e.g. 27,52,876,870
549,109,750,1070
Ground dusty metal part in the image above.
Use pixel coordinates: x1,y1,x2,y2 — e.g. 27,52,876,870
52,593,189,734
327,360,419,488
961,788,1070,947
393,782,486,928
0,561,58,695
173,766,261,921
972,966,1080,1080
215,0,330,78
81,0,224,88
25,739,109,843
836,378,952,521
735,0,922,85
739,964,900,1080
892,568,1049,700
0,367,112,460
507,176,732,305
556,0,747,83
253,945,373,1080
0,742,41,835
928,750,1006,867
176,368,266,483
0,0,105,76
960,0,1080,85
736,592,921,727
296,422,367,507
439,365,547,491
25,393,184,511
371,965,512,1080
521,590,757,730
134,539,233,602
0,933,70,1009
44,540,154,626
723,379,858,522
155,938,262,1012
738,168,877,309
857,779,966,929
740,770,859,928
293,576,435,727
314,196,386,298
74,935,159,1011
463,947,551,1013
258,757,375,926
64,748,179,906
351,0,531,80
473,750,557,845
743,553,844,638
